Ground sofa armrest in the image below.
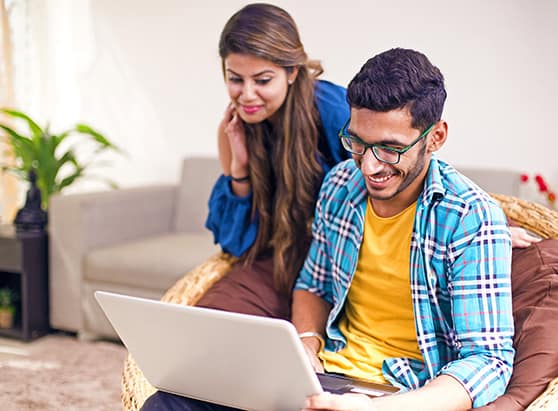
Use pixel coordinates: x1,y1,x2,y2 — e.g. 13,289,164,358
49,185,178,332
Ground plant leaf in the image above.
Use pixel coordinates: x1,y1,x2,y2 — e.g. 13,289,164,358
1,108,43,139
73,124,121,152
0,124,36,171
57,168,85,191
1,110,125,207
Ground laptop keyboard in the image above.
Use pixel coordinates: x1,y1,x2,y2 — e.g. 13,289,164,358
317,372,354,394
317,372,400,397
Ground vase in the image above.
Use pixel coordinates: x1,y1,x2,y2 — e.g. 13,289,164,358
0,307,14,328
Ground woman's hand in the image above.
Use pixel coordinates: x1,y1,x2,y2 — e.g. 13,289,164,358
510,226,541,248
303,392,377,411
217,103,248,177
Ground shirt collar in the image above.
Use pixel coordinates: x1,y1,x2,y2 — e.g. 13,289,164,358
419,154,446,207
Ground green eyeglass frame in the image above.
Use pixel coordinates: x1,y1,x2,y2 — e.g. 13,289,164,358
338,119,435,164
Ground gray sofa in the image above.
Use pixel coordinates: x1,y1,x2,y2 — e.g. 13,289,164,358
49,157,222,339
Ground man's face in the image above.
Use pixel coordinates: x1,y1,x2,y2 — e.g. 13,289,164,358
349,108,433,216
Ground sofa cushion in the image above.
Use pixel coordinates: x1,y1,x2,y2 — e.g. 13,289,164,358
173,157,221,233
85,232,219,290
474,239,558,410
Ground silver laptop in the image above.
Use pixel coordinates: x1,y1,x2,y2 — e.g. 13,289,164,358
95,291,398,411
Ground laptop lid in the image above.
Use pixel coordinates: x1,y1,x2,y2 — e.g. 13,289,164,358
95,291,322,411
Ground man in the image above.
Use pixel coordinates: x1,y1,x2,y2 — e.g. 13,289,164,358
294,48,514,411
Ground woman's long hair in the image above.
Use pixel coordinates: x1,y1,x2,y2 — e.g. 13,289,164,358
219,3,324,294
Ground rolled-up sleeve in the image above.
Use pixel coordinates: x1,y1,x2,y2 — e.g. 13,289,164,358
205,174,258,257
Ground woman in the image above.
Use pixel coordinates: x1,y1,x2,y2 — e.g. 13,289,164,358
141,3,349,410
196,3,350,320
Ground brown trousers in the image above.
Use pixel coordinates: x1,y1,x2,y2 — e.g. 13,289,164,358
196,256,291,321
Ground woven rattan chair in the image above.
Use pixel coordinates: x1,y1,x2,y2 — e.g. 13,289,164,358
121,194,558,411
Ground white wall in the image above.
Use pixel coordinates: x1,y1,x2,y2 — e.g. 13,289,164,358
30,0,558,193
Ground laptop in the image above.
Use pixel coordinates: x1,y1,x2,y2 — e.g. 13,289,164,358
95,291,399,411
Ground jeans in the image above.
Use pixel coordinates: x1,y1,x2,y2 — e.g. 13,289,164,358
141,391,242,411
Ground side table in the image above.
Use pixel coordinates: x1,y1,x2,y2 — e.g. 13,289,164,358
0,224,50,340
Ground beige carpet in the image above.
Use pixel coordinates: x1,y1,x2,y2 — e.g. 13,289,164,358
0,333,127,411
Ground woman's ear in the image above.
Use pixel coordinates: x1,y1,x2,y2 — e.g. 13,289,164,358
287,66,299,85
428,120,448,153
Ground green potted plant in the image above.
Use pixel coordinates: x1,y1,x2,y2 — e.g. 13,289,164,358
0,287,17,329
0,108,122,209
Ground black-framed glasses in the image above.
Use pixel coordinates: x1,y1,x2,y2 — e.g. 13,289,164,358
338,119,435,165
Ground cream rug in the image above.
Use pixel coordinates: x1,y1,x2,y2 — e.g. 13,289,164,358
0,333,127,411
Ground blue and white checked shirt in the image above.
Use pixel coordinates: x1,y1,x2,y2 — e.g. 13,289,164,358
294,156,514,408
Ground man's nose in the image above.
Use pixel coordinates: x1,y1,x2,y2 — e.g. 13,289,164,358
359,149,384,174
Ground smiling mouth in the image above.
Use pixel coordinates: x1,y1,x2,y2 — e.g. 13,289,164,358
367,173,397,187
241,105,262,115
369,174,393,183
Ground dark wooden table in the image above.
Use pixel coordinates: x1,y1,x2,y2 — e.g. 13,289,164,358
0,224,49,340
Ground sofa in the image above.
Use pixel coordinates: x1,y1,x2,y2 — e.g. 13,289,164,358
49,157,222,339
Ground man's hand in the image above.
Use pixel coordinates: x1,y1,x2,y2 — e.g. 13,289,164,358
303,375,471,411
300,336,324,373
510,226,541,248
303,392,377,411
292,290,331,372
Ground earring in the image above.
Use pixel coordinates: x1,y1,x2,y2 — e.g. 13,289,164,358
288,80,293,85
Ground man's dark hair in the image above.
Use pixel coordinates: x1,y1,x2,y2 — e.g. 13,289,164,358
347,48,447,131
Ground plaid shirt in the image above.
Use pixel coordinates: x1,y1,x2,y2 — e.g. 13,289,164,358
295,157,514,407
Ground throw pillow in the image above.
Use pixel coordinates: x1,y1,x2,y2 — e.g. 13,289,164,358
475,239,558,410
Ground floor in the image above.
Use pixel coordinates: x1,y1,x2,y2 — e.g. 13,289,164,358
0,331,127,411
0,334,33,360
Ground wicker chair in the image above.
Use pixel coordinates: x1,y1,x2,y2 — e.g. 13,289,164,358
121,194,558,411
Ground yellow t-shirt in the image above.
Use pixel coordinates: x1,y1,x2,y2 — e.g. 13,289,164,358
319,199,422,383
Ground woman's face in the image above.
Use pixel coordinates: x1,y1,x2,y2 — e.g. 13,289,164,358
224,53,297,124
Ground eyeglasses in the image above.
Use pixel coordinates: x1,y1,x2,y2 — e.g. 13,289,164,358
338,119,435,165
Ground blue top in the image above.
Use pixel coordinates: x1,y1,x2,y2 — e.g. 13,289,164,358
294,157,514,408
205,80,350,256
